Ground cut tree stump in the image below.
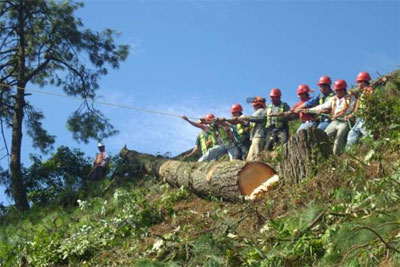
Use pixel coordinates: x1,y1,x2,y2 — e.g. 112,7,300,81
278,127,332,184
114,146,278,201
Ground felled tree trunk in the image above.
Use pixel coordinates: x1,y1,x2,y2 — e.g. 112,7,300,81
278,127,332,184
114,146,278,201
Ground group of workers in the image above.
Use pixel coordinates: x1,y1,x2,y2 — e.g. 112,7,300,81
183,72,374,161
89,71,374,179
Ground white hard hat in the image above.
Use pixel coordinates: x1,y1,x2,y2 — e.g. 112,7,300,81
98,143,105,148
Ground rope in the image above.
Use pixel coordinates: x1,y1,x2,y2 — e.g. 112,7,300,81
0,83,199,120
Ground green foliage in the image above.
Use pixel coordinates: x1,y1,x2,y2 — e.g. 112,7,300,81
25,106,56,154
0,179,167,266
22,146,92,205
362,70,400,141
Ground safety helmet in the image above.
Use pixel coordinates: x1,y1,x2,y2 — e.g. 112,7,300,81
98,143,105,148
297,84,311,95
204,113,215,122
356,72,371,83
318,75,332,86
230,104,243,113
333,79,347,91
252,96,266,108
270,88,282,97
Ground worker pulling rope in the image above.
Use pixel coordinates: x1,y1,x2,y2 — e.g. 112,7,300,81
0,83,199,120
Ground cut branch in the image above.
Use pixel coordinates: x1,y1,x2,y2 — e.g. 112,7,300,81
354,226,400,254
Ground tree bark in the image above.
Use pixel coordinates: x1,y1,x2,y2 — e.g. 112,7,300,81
278,127,332,185
114,146,278,201
9,4,29,211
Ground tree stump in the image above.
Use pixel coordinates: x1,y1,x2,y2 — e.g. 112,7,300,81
278,127,332,184
115,146,278,201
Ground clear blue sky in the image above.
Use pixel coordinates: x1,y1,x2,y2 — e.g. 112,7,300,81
0,0,399,204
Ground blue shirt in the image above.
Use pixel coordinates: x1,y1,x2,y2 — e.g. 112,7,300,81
304,91,334,108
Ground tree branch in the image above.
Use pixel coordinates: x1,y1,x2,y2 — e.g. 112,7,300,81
304,209,327,232
340,241,372,265
0,48,17,55
0,25,17,50
24,57,51,83
50,52,88,96
354,226,400,254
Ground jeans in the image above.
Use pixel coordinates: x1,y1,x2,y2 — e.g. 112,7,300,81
325,120,350,155
236,142,250,160
296,121,318,133
317,120,331,131
346,118,368,151
198,144,238,162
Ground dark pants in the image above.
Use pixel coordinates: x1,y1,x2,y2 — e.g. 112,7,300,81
91,166,105,180
235,139,251,160
264,127,289,151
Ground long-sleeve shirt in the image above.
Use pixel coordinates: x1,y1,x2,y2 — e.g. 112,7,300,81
245,108,266,139
292,101,317,122
304,91,335,108
309,94,356,119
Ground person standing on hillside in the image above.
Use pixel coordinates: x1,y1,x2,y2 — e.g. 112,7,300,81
302,79,356,155
292,76,335,130
225,104,250,160
264,88,291,150
91,143,110,180
345,72,375,150
240,97,267,161
287,84,318,133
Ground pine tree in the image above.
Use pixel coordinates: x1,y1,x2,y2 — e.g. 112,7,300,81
0,0,129,210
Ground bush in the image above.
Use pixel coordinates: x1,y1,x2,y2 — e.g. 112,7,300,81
362,70,400,141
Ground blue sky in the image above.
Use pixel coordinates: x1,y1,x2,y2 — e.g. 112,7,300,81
0,0,399,204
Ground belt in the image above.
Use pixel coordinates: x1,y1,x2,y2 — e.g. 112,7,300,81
302,120,317,123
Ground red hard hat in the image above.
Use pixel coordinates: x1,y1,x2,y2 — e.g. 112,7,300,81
333,79,347,91
270,88,282,97
231,104,243,113
297,84,311,95
318,75,332,85
252,96,266,108
204,113,215,122
356,72,371,83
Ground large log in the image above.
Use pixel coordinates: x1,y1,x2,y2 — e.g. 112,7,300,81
278,127,332,184
114,146,278,201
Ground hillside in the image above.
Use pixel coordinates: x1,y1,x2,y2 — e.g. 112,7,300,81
1,70,400,266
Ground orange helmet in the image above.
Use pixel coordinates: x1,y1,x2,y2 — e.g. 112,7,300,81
333,79,347,91
297,84,311,95
318,75,332,86
356,72,371,83
231,104,243,113
252,96,266,108
270,88,282,97
204,113,215,122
